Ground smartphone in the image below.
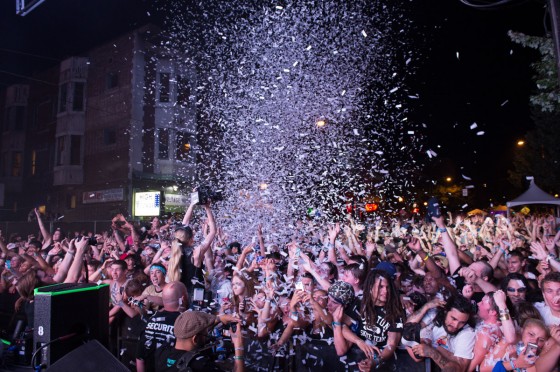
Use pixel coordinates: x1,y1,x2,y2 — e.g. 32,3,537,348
193,288,204,302
525,342,539,357
295,281,304,291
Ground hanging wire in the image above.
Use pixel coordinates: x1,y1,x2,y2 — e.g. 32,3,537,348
458,0,532,9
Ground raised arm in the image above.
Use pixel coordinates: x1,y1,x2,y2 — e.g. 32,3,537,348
182,198,196,226
35,208,52,250
52,240,76,283
193,204,216,268
64,238,89,283
408,237,443,279
327,223,340,265
257,224,266,257
433,216,461,275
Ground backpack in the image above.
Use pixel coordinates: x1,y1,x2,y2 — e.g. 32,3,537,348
175,351,199,372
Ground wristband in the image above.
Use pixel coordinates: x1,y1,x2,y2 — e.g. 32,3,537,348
436,227,447,233
332,321,342,327
235,347,244,351
423,253,430,261
233,355,245,361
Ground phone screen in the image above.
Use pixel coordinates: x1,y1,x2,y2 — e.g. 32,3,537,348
193,288,204,302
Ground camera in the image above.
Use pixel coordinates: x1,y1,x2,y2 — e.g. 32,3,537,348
128,297,143,308
191,185,223,205
425,197,442,222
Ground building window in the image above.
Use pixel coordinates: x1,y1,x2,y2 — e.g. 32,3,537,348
106,72,119,89
56,137,65,166
159,72,170,103
31,150,37,176
12,152,22,177
103,128,116,145
176,131,192,162
5,106,25,131
70,135,81,165
36,99,55,130
73,82,85,111
58,83,68,112
177,75,190,106
1,152,7,177
67,194,77,209
158,129,169,159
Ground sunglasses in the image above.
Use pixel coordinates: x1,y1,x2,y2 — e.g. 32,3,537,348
506,287,526,293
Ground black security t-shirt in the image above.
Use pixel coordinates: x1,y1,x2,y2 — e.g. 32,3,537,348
356,306,403,348
137,310,180,372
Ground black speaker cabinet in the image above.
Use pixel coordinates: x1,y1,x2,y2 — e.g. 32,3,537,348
33,283,109,367
48,339,128,372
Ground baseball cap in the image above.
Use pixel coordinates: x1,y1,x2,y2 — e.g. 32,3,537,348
174,311,217,339
327,280,355,307
375,261,397,278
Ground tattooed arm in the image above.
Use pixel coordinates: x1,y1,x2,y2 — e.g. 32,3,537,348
411,344,466,371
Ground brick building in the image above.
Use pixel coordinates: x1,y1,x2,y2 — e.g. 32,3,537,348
0,25,198,223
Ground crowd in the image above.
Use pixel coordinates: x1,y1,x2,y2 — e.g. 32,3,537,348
1,200,560,372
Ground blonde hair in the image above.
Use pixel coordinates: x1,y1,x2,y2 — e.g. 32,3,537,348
166,240,183,282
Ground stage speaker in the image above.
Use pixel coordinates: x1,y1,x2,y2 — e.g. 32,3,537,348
33,283,109,367
48,339,128,372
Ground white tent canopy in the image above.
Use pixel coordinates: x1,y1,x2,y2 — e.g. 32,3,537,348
506,179,560,217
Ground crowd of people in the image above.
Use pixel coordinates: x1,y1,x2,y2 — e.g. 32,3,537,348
1,200,560,372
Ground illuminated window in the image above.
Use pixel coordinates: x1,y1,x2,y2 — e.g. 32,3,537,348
176,131,192,162
12,152,22,177
31,150,37,175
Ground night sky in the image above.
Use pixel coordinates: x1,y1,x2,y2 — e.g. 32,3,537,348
0,0,547,206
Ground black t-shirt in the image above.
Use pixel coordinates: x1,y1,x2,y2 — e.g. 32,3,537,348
179,246,205,294
154,346,222,372
356,306,403,348
137,310,180,372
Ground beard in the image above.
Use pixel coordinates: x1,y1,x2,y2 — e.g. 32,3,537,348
443,323,463,336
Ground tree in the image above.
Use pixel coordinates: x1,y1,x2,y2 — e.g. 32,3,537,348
508,32,560,193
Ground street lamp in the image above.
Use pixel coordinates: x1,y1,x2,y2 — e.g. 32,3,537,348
445,177,452,183
517,140,525,147
316,119,326,128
